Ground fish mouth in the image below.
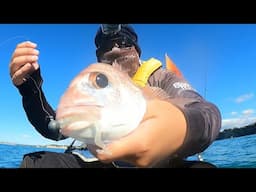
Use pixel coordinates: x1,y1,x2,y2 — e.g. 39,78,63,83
58,118,92,136
56,104,103,137
56,103,103,120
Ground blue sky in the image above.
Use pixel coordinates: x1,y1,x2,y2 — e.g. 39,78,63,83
1,24,256,146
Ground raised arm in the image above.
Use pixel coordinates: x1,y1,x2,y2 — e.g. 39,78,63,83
9,41,66,140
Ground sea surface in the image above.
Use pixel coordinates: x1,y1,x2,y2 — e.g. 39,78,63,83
0,134,256,168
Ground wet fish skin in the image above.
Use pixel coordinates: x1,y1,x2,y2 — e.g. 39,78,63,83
55,63,147,150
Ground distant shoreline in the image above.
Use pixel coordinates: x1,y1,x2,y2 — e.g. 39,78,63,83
0,141,68,149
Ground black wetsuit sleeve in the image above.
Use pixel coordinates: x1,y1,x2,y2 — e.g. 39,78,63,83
16,69,67,141
148,68,222,159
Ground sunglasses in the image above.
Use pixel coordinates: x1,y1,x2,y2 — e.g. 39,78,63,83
96,36,135,58
97,35,134,49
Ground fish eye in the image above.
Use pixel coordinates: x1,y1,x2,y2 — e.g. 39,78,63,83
89,72,109,89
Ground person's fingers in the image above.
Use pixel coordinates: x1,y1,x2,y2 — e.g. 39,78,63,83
11,63,37,86
95,115,155,164
10,55,38,77
12,47,39,58
9,41,39,76
94,100,181,167
31,62,39,70
16,41,37,48
13,41,38,59
87,144,100,157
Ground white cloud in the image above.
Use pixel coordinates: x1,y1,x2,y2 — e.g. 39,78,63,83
221,116,256,131
231,111,238,116
235,93,254,103
242,109,254,116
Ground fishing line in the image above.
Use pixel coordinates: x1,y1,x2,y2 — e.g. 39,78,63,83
30,76,63,140
0,35,30,49
29,77,51,118
203,58,209,100
1,35,30,81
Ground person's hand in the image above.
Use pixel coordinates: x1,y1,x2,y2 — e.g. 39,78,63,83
9,41,39,86
87,99,187,167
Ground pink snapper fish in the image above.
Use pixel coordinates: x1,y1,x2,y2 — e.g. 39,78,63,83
55,63,171,151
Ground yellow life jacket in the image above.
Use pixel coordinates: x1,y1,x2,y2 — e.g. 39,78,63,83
132,58,162,87
132,54,182,87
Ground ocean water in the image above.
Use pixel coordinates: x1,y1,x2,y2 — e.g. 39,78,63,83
188,134,256,168
0,134,256,168
0,144,66,168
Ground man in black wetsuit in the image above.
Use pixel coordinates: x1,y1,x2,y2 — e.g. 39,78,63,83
9,24,221,168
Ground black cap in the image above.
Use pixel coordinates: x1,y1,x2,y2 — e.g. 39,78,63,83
95,24,141,59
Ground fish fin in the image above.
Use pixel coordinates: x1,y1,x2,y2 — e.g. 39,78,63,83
142,86,172,101
94,127,112,155
165,53,183,78
94,127,104,148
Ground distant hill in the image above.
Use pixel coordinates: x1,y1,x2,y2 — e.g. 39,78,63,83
216,122,256,140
